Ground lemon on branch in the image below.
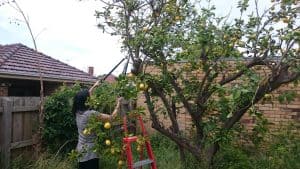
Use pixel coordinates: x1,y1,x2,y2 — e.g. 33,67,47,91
175,15,181,21
105,139,111,146
137,145,142,152
127,72,135,78
118,160,124,166
264,94,272,99
104,122,111,129
82,128,91,135
110,148,115,154
138,82,148,91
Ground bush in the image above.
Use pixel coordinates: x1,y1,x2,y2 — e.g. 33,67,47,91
43,84,81,153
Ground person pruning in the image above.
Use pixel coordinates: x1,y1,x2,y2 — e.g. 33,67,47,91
72,80,123,169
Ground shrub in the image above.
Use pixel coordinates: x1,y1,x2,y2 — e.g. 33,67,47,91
43,84,81,153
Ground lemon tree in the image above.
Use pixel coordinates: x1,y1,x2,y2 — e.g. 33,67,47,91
94,0,299,167
78,75,149,168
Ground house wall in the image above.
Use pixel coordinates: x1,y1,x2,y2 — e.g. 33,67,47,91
0,78,68,97
137,63,300,133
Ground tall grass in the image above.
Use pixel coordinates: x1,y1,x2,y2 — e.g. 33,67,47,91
214,125,300,169
150,134,182,169
11,153,75,169
11,127,300,169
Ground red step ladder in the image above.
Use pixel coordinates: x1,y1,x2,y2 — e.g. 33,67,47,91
123,116,157,169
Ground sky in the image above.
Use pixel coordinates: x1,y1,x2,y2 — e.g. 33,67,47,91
0,0,270,76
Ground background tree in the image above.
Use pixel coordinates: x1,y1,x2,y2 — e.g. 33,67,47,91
1,0,46,156
95,0,299,166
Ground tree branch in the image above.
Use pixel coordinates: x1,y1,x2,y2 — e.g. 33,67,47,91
99,0,123,8
169,73,193,115
144,90,202,160
150,82,180,133
220,52,268,85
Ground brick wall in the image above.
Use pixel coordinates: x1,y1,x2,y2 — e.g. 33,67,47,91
137,63,300,133
241,83,300,131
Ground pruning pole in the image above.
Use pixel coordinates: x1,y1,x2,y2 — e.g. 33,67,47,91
90,56,130,91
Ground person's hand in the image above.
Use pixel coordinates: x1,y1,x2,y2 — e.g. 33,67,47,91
95,80,101,87
111,97,123,119
117,97,124,105
89,80,101,95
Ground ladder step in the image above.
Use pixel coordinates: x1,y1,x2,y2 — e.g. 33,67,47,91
123,136,138,142
133,159,153,168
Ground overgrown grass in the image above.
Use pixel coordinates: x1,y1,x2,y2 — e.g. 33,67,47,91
10,133,184,169
11,128,300,169
149,134,182,169
11,153,76,169
214,125,300,169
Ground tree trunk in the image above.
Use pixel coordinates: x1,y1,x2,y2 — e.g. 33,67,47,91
179,145,186,163
207,143,220,168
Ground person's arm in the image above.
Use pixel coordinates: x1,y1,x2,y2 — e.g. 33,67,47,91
89,80,101,96
97,97,123,121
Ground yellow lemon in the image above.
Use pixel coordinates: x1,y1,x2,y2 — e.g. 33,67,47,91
110,148,115,154
127,72,134,78
138,83,148,91
105,139,111,146
175,16,181,21
82,128,90,135
104,122,111,129
118,160,124,166
264,94,272,99
137,146,142,152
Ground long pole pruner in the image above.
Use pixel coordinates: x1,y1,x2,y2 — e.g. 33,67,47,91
89,56,130,94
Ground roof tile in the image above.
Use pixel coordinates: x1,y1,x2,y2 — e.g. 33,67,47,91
0,43,97,83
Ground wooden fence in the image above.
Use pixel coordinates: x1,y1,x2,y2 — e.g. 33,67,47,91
0,97,40,169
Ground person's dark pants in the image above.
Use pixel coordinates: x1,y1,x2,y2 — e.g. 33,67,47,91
79,158,99,169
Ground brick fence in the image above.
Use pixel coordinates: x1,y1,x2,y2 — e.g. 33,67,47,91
137,63,300,133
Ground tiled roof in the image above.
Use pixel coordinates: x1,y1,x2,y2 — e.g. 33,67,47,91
0,43,97,83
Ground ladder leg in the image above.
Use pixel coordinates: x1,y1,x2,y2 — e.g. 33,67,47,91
138,116,157,169
139,145,144,169
125,142,134,169
145,141,157,169
123,116,158,169
138,116,147,135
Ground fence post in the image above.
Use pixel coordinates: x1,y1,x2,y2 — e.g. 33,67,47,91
2,98,12,169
